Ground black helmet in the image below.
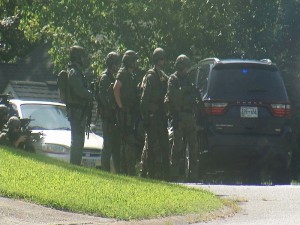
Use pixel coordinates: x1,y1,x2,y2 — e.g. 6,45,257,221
106,52,121,68
175,54,191,70
70,45,85,63
152,47,166,64
122,50,138,68
0,104,9,116
7,116,21,130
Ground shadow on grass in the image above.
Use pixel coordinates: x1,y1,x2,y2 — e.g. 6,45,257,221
1,147,172,186
6,147,296,186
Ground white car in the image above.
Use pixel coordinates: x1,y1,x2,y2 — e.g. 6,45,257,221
8,99,103,168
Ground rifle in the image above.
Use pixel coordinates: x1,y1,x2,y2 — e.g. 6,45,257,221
86,81,95,139
20,118,42,152
20,118,42,141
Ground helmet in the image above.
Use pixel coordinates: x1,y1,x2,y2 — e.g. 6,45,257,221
0,104,9,116
70,45,85,63
106,52,121,68
122,50,138,68
152,47,166,64
175,54,191,70
7,116,21,130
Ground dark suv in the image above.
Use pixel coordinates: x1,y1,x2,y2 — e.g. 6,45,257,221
193,58,292,184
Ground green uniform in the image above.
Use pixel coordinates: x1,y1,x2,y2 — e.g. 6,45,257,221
0,130,16,146
165,72,199,181
133,69,146,163
97,69,121,173
0,129,34,151
0,122,6,132
140,68,170,180
67,64,93,165
116,67,139,176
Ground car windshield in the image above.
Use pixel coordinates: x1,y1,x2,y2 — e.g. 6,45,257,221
20,104,71,130
208,64,288,101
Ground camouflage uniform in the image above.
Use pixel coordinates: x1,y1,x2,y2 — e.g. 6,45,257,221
97,52,121,173
140,48,170,180
66,46,93,165
133,68,146,164
114,50,140,176
165,55,199,181
0,116,28,150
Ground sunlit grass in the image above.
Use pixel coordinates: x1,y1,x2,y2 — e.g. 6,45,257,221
0,147,223,220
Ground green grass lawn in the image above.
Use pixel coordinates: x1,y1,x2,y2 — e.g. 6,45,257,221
0,147,224,220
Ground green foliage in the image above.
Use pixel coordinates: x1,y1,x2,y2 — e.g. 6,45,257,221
0,0,35,62
0,147,223,220
1,0,300,83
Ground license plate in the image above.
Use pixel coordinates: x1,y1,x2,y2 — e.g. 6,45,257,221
82,158,100,167
240,106,258,118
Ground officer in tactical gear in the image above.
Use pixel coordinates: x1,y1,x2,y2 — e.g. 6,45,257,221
140,47,170,180
165,54,199,181
0,104,9,132
133,67,146,168
96,52,122,173
0,116,27,148
113,50,139,176
66,45,93,165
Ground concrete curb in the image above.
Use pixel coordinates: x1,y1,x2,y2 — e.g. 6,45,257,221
0,196,237,225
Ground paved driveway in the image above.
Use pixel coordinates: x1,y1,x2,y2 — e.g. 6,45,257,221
192,184,300,225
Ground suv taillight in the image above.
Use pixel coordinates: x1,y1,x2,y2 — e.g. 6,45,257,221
271,103,291,117
204,102,228,115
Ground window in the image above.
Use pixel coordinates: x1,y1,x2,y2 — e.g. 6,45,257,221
20,104,70,130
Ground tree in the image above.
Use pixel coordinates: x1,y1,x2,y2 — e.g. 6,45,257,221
0,0,35,62
1,0,300,83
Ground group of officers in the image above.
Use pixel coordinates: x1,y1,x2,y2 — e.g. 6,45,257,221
67,45,203,182
0,45,202,182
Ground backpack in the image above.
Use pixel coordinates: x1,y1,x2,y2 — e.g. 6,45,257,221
95,74,116,120
57,70,69,103
138,69,153,99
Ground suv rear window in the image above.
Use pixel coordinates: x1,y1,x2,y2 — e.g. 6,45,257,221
208,63,288,101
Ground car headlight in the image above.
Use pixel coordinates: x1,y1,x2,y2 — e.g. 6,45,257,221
42,143,69,154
